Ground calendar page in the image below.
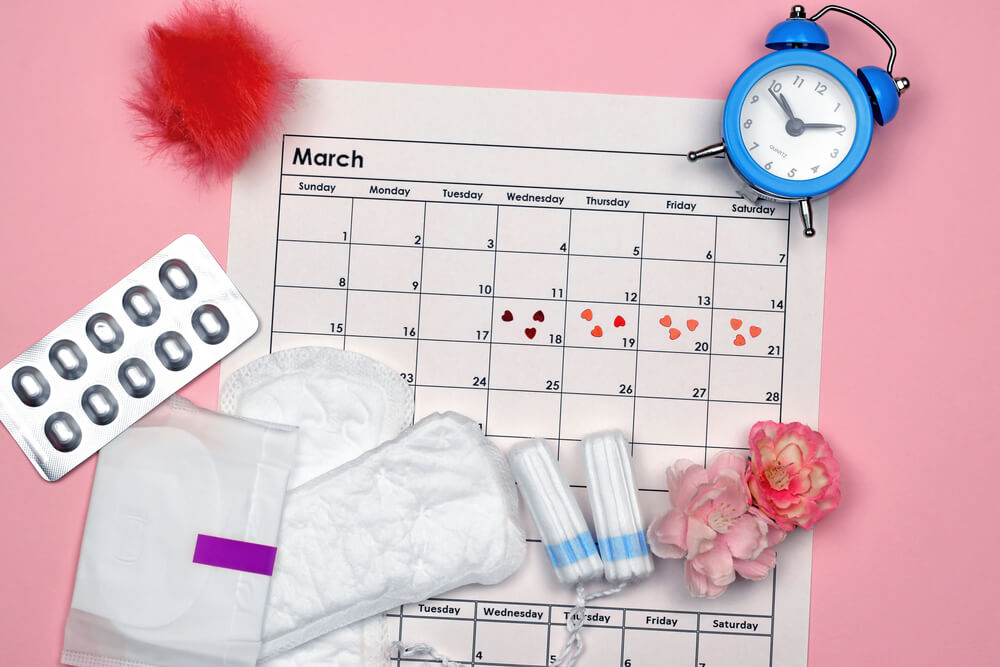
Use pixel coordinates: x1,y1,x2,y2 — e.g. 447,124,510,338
225,80,827,667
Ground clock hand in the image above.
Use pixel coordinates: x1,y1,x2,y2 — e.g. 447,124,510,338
769,88,795,120
801,123,846,130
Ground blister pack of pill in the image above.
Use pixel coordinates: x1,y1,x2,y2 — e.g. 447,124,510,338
0,235,259,481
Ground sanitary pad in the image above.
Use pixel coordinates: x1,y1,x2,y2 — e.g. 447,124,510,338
62,397,299,667
221,347,414,666
220,346,413,489
258,411,526,661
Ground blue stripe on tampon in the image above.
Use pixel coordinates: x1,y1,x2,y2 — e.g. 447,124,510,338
597,531,650,562
545,532,599,569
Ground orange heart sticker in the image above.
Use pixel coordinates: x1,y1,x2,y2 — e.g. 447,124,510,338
591,325,603,337
687,319,699,331
669,328,681,340
581,309,593,321
749,326,762,338
613,315,626,327
734,334,746,346
659,314,672,327
730,318,743,330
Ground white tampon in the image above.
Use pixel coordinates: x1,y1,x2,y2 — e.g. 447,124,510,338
509,439,603,586
583,431,654,583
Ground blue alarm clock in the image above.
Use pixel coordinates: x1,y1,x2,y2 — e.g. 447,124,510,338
688,5,909,237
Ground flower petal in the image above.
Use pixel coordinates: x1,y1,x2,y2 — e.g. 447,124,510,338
707,451,748,478
691,544,736,587
734,547,777,580
647,510,688,559
686,518,717,556
685,560,729,599
719,513,768,560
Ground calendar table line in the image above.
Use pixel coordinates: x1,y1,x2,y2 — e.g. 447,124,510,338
628,214,649,451
270,330,784,360
272,285,788,317
553,211,574,458
282,132,692,159
280,167,787,208
277,237,788,269
702,217,720,466
394,382,783,407
283,190,786,224
480,206,502,444
392,595,776,621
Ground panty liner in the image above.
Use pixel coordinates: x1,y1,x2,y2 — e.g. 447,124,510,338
258,412,526,660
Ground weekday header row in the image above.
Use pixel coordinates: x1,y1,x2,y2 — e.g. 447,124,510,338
283,176,789,221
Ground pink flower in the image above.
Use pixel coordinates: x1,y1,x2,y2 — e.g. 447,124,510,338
647,453,786,599
746,421,841,530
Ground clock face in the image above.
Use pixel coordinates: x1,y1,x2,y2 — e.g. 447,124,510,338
739,65,857,180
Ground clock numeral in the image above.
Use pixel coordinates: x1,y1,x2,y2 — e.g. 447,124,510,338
815,83,828,95
764,161,773,171
811,165,820,173
750,94,759,104
836,127,846,136
834,102,841,113
792,75,805,88
749,141,760,151
769,80,782,93
830,148,840,158
743,118,753,129
787,168,797,178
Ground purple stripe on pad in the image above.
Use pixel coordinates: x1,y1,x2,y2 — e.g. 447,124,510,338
192,534,277,576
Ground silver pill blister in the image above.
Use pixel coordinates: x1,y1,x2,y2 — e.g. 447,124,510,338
12,367,51,407
86,313,125,354
0,235,259,481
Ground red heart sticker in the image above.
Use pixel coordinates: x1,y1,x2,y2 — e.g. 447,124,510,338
749,326,762,338
524,327,537,340
591,325,603,338
501,310,513,322
687,319,699,331
533,310,545,322
734,334,746,346
581,308,593,321
730,318,742,330
659,314,672,327
613,315,626,327
669,328,681,340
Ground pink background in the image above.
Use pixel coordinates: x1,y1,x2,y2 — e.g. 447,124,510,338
1,0,996,664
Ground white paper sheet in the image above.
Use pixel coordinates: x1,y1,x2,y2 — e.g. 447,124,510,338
225,79,827,667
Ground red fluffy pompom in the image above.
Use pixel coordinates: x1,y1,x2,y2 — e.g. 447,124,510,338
129,3,297,179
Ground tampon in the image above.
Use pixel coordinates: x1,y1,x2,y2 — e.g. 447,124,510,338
583,431,654,583
509,439,603,586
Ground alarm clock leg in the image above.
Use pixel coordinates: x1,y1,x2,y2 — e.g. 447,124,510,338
687,142,726,162
799,198,816,237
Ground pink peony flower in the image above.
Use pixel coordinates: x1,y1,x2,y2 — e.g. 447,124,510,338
746,421,841,530
647,453,786,599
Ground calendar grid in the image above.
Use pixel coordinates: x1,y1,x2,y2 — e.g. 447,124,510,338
271,134,795,667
